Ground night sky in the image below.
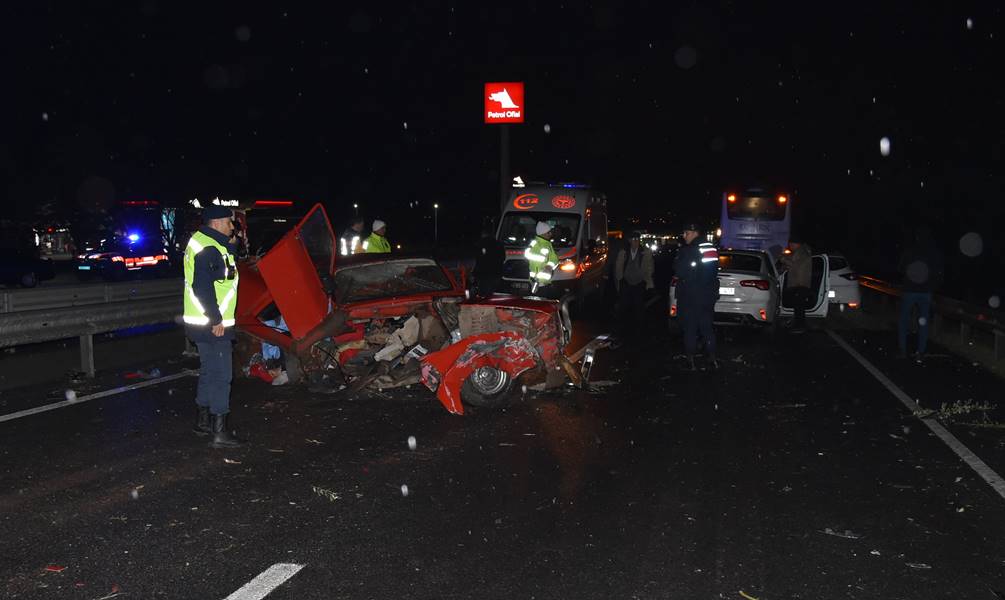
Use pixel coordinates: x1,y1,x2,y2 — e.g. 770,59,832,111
7,2,1004,284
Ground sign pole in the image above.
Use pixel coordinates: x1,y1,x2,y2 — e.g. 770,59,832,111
499,124,510,207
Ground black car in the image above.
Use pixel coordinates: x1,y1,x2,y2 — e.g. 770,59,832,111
0,248,56,288
76,237,173,281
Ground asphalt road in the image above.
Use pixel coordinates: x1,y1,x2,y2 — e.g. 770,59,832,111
2,312,1004,599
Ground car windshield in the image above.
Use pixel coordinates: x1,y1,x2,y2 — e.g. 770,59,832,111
498,212,580,248
334,258,453,304
718,252,763,273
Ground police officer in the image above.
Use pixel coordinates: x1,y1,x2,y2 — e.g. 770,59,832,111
363,219,391,253
673,222,720,370
340,216,365,256
524,221,558,294
184,204,244,448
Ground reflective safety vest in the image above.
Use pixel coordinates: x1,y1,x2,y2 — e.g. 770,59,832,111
183,231,239,327
363,232,391,253
524,235,558,283
340,233,362,256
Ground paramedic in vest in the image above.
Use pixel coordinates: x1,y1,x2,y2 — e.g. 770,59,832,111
673,222,720,370
340,216,365,256
184,204,243,448
614,231,655,341
363,219,391,253
524,221,558,292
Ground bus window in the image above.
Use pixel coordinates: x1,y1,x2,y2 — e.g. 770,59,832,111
727,194,787,221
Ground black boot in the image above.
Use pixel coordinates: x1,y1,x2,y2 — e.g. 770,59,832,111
209,413,244,449
193,406,211,436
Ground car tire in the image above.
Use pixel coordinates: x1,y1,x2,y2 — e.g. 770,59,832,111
460,366,514,408
20,272,38,288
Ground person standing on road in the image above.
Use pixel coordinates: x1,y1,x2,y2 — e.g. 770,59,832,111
340,217,365,256
674,222,719,370
184,204,244,448
525,221,559,294
779,238,813,333
473,223,505,298
363,220,391,253
897,225,944,362
614,231,655,341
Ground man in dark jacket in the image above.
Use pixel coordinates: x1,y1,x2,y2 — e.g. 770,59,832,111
674,222,720,370
184,204,243,448
473,224,505,298
898,226,944,361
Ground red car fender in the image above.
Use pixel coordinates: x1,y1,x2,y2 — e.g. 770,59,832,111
421,332,540,415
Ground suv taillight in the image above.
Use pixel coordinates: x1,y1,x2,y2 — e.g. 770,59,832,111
671,276,679,287
740,279,770,291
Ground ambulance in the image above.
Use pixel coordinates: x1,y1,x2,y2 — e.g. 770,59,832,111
496,182,609,304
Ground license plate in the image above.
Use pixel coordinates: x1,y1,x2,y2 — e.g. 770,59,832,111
719,287,735,295
512,282,529,290
77,265,91,270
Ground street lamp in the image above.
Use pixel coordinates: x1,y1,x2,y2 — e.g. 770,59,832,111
353,203,358,217
433,203,439,245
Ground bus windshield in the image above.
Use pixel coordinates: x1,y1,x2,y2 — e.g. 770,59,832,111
727,195,787,221
498,212,581,248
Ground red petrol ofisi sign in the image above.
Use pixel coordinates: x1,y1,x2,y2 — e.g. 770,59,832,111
484,82,525,123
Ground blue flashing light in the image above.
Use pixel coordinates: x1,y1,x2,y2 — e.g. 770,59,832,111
127,233,141,242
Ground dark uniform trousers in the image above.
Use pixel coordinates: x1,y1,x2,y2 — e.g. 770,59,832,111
680,301,716,358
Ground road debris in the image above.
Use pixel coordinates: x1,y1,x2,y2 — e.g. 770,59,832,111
821,527,862,540
305,438,325,445
400,484,410,497
223,458,242,465
312,486,340,503
44,565,67,573
739,591,760,600
906,562,932,569
407,435,417,450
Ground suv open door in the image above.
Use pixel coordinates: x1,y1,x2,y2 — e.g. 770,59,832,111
779,254,830,318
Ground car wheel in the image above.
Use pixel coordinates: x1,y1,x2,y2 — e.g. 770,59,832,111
460,366,514,408
20,272,38,288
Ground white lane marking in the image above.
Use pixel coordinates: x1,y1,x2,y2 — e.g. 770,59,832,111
224,563,305,600
827,329,1005,501
0,370,197,424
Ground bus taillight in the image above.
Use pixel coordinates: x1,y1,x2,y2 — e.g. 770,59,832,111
727,194,737,203
777,195,788,204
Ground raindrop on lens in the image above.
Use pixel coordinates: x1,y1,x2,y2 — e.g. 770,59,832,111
879,137,891,156
918,317,927,327
403,122,408,130
407,436,417,450
959,232,983,257
990,296,1001,309
235,25,251,42
42,112,49,122
130,489,139,500
966,18,974,30
65,389,77,402
543,124,551,134
400,484,409,497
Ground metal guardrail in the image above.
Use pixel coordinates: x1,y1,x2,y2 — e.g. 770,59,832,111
0,278,181,314
858,275,1005,361
0,280,182,378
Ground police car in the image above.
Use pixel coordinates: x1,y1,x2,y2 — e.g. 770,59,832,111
76,234,172,281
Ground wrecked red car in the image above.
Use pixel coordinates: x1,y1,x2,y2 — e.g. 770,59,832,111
234,204,577,414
